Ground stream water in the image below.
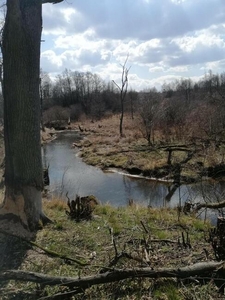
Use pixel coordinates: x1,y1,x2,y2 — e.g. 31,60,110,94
42,131,225,220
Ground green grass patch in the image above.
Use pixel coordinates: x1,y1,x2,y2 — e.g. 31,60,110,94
1,199,218,299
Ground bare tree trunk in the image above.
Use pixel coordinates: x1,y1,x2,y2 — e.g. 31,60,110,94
113,56,130,137
0,0,49,232
120,91,124,136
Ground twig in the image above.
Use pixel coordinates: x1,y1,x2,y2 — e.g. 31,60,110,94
30,241,89,266
39,288,84,300
127,238,178,244
140,221,149,234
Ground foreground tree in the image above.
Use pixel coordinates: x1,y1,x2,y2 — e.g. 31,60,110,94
0,0,62,233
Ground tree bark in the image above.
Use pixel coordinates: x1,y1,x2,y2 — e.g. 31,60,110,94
0,0,48,231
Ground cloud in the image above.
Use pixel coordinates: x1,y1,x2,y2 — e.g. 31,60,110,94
43,0,225,40
40,0,225,90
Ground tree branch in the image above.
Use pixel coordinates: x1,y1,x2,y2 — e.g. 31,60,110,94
196,200,225,211
0,261,223,289
42,0,64,4
0,229,88,266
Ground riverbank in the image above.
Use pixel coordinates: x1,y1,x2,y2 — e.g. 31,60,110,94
72,114,225,184
1,198,221,299
41,127,57,144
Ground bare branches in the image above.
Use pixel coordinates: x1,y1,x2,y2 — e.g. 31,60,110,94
112,55,131,136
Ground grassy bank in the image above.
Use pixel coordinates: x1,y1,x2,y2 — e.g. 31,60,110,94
73,114,225,184
1,198,221,299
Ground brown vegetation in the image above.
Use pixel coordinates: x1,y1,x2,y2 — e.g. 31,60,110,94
72,113,225,184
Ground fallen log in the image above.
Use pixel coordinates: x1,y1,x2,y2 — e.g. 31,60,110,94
0,261,223,289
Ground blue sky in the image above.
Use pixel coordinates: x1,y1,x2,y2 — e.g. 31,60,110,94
7,0,225,91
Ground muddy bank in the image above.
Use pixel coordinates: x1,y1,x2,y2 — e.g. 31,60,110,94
114,163,225,184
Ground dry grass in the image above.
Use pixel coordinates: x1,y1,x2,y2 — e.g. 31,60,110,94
75,114,170,173
73,113,225,183
43,198,67,211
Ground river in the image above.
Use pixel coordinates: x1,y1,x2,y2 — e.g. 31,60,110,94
42,131,225,219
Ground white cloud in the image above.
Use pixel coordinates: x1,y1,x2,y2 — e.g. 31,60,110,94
41,50,64,69
173,29,225,53
40,0,225,90
167,66,189,73
149,66,164,73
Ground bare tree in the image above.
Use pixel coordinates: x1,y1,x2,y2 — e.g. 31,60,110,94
128,89,138,120
138,89,160,145
113,56,131,136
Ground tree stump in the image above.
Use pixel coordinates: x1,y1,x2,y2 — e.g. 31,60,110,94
210,217,225,260
66,195,99,221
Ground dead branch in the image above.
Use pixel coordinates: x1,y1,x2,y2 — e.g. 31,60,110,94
196,200,225,211
30,240,89,266
0,261,223,289
104,227,149,271
140,220,149,233
0,229,88,266
42,0,64,4
127,238,178,244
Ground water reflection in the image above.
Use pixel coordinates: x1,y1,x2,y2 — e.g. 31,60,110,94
42,131,225,214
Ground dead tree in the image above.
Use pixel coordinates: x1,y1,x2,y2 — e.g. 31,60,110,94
112,55,131,137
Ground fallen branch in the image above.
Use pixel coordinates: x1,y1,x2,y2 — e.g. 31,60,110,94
42,0,64,4
0,261,223,289
30,240,89,266
127,238,178,245
0,229,88,266
196,200,225,211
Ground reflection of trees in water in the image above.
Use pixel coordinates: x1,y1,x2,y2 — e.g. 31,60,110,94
185,182,225,204
124,177,225,209
185,182,225,221
124,176,169,207
123,176,132,204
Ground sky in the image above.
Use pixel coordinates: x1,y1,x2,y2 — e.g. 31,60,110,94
7,0,225,91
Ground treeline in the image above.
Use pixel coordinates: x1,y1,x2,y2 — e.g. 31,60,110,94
39,68,225,145
40,68,138,124
138,70,225,145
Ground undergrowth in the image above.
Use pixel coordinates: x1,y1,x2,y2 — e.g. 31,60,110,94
0,199,221,299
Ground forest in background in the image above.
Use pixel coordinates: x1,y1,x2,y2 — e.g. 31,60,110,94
32,69,225,147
